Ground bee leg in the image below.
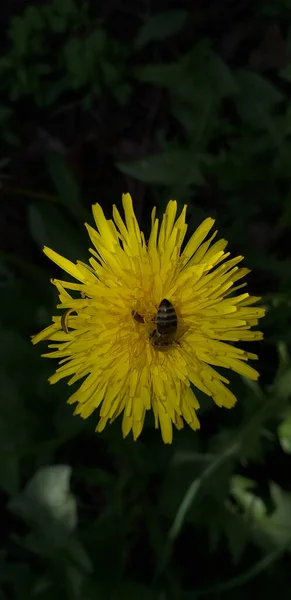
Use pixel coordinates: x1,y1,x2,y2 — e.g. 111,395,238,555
150,329,161,346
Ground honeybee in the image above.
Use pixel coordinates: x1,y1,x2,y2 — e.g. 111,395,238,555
61,309,75,334
150,298,179,349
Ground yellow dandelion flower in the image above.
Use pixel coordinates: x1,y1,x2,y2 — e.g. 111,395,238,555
32,193,265,443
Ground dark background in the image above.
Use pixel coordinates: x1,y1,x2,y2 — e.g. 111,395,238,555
1,0,291,598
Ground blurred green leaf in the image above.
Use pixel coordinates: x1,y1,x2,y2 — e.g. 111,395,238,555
64,537,93,574
85,28,106,58
230,476,267,520
278,408,291,454
172,94,217,144
2,131,20,146
273,367,291,400
134,61,182,86
0,259,53,332
9,16,30,56
156,441,238,579
27,202,87,262
280,63,291,83
201,496,251,564
135,42,237,98
223,502,251,564
182,542,289,597
0,359,37,494
0,372,22,495
236,70,283,106
45,150,87,222
0,105,12,124
0,329,36,371
24,5,44,31
183,41,238,98
0,259,14,287
0,156,11,171
9,465,77,540
74,467,115,487
262,483,291,547
134,10,187,48
117,149,204,184
158,461,204,522
235,70,284,130
277,189,291,231
116,581,159,599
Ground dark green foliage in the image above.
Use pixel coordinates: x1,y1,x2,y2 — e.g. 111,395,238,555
1,0,291,598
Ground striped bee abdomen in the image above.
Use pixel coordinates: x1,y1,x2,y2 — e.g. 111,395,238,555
156,298,178,335
150,298,179,349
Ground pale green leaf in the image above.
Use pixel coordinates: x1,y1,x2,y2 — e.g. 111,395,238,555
9,465,77,537
278,407,291,454
230,475,267,520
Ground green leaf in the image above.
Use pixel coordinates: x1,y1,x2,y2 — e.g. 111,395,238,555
117,150,204,185
9,16,29,56
113,82,131,105
85,28,106,57
2,131,20,146
134,10,187,48
101,61,119,86
42,78,69,105
0,259,53,329
278,408,291,454
0,106,12,124
54,0,84,18
235,70,284,130
24,5,44,31
156,441,238,579
158,461,204,522
135,42,237,100
0,372,22,495
273,367,291,400
0,258,14,286
184,42,238,98
9,465,77,540
262,483,291,547
273,141,291,177
0,329,37,368
182,544,288,597
236,70,283,106
117,581,159,599
27,202,87,263
280,63,291,83
0,364,36,495
230,475,266,520
134,62,182,87
45,150,86,222
63,37,86,86
47,15,67,34
172,93,218,146
203,498,250,564
65,537,93,573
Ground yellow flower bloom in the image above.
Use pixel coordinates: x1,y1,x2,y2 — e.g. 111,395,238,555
32,194,265,443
